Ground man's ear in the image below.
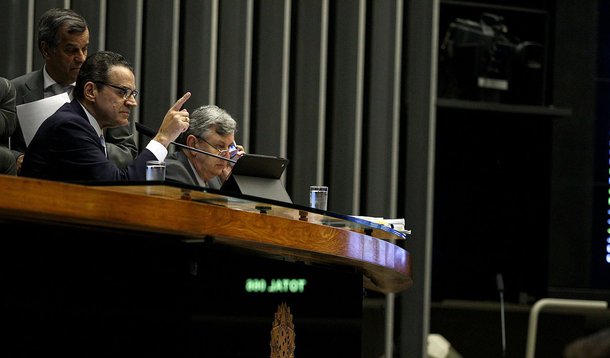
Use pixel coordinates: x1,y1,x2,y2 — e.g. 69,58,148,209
84,82,96,101
186,135,198,156
40,42,51,59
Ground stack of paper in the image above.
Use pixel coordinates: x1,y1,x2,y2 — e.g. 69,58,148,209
16,93,70,146
351,216,408,232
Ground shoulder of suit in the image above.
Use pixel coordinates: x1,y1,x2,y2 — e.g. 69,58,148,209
0,77,15,98
11,69,42,89
46,103,89,127
165,157,193,181
165,156,187,169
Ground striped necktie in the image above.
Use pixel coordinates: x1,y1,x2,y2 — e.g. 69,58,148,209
45,83,65,98
66,85,75,100
100,135,107,157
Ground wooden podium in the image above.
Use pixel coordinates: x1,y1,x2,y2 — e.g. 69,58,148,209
0,175,411,357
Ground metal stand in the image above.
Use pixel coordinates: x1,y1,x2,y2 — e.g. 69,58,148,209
385,292,396,357
525,298,608,358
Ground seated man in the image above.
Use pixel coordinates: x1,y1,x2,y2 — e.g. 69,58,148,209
0,77,17,175
165,105,244,188
20,51,191,182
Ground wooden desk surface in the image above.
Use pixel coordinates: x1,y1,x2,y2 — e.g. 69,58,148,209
0,175,412,293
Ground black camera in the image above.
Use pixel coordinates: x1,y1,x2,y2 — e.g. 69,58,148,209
438,13,544,105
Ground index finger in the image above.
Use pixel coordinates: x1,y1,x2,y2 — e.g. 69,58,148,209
171,92,192,111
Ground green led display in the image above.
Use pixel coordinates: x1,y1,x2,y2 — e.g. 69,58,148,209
245,278,307,293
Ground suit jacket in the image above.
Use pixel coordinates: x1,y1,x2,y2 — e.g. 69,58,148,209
0,77,16,145
20,100,154,182
165,151,222,189
11,69,138,167
0,77,17,174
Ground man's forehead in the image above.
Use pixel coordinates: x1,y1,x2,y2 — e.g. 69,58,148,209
58,26,89,43
108,65,135,80
209,131,235,142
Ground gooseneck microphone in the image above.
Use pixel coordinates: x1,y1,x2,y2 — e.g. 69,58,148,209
496,273,507,357
135,122,236,164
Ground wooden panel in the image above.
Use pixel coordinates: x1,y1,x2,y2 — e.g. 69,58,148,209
0,175,412,294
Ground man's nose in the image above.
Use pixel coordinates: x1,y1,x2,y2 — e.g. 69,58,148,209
76,50,87,62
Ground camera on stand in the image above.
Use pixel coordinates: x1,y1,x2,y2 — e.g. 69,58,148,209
438,12,544,105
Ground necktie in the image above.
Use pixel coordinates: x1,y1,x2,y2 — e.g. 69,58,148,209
45,83,65,98
100,135,107,157
66,85,75,100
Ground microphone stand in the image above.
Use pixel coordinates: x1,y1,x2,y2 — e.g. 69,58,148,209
135,122,237,164
497,273,507,357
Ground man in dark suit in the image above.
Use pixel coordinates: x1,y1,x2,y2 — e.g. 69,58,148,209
0,77,17,175
20,51,191,182
165,105,244,188
11,8,137,173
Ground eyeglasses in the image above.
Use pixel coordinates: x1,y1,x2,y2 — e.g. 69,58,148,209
93,81,138,99
197,136,238,158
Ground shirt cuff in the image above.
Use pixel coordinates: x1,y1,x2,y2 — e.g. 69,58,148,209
146,140,168,161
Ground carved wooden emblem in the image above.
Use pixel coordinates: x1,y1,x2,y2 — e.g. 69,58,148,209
270,302,296,358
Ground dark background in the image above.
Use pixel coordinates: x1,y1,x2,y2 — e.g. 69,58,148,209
430,0,610,305
1,0,609,356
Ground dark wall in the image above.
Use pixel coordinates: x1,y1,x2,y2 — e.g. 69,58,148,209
429,0,610,304
432,111,553,303
548,0,610,298
592,1,610,292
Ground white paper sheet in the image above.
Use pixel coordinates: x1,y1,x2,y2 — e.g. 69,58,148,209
16,93,70,146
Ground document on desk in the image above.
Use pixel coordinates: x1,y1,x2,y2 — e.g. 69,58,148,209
351,216,408,232
16,93,70,146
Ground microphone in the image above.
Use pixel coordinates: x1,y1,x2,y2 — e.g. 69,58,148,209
496,273,507,357
135,122,237,164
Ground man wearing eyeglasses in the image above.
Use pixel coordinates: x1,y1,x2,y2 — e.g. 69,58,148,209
165,105,245,188
11,8,137,173
20,51,191,182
